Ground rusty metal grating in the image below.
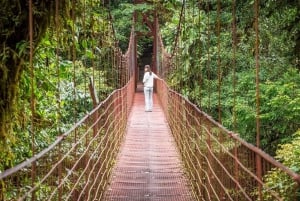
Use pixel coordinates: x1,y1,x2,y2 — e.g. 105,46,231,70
102,92,193,201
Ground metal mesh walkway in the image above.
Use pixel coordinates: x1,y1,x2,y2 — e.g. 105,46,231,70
103,91,193,201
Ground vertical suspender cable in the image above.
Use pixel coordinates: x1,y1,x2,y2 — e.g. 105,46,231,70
55,0,61,143
181,0,186,92
72,0,77,141
254,0,261,150
232,1,239,199
97,0,103,101
207,0,211,111
83,0,87,109
105,1,109,93
90,0,98,137
106,11,111,91
55,0,62,134
29,0,36,200
171,1,184,92
154,1,159,75
103,5,109,90
171,2,185,58
112,35,116,89
82,1,90,198
216,1,225,190
192,1,200,198
91,0,95,92
198,0,203,109
98,3,103,101
107,3,118,89
205,2,212,198
171,1,182,92
175,43,179,92
55,1,63,200
254,0,262,199
217,0,222,123
192,0,195,24
232,0,237,132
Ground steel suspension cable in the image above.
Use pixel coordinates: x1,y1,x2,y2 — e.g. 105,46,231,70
103,5,111,90
107,6,121,88
83,0,88,110
254,0,262,200
170,1,185,92
82,3,90,197
71,0,77,142
55,1,63,200
204,2,214,198
217,0,222,123
196,3,205,196
98,4,103,100
55,0,61,141
254,0,261,149
171,0,185,58
91,0,95,92
105,4,113,89
174,43,179,92
231,0,239,199
232,0,237,133
106,15,112,89
181,0,186,92
89,0,99,112
215,2,226,193
29,0,36,200
198,0,203,109
206,0,211,112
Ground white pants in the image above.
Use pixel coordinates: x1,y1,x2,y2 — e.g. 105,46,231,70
144,87,153,111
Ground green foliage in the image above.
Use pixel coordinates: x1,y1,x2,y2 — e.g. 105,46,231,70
0,0,58,171
111,1,178,56
0,0,118,171
160,0,300,195
111,3,154,52
259,68,300,152
163,0,300,155
262,131,300,200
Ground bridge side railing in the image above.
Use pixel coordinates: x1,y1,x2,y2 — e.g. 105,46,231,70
156,79,300,201
0,77,135,201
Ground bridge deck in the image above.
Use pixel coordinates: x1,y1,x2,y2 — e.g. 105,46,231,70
103,91,193,201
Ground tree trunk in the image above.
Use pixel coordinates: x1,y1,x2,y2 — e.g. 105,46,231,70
0,0,67,169
0,50,23,167
1,52,23,133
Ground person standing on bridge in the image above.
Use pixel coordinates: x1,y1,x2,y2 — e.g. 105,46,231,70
143,65,160,112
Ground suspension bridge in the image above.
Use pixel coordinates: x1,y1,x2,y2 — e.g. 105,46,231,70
1,1,300,201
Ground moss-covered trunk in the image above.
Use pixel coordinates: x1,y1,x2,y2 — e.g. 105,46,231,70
1,52,23,134
0,0,68,169
0,51,23,166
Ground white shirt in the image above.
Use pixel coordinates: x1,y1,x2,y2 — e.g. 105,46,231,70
143,72,158,88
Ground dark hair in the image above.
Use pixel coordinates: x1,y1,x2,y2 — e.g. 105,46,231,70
145,65,152,75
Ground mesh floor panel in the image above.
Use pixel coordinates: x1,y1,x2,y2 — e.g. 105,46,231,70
102,92,193,201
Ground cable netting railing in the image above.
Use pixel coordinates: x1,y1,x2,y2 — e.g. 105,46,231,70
0,77,135,201
156,80,300,201
0,16,137,199
0,0,138,197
